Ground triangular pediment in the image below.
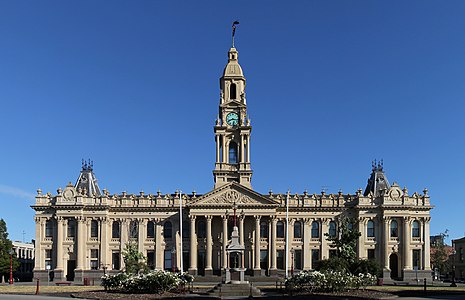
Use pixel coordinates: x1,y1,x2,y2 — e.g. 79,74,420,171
190,182,278,207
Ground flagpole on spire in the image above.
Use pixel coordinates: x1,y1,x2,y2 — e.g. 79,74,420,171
232,20,240,47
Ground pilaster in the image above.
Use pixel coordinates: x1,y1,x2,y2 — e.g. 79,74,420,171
303,219,311,270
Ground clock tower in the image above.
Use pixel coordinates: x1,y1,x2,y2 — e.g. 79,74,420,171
213,46,252,188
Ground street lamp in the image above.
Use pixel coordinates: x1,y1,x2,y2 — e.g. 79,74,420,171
451,241,457,287
171,247,176,273
9,249,15,285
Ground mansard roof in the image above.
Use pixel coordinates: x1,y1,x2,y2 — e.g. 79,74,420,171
74,159,102,197
364,159,390,197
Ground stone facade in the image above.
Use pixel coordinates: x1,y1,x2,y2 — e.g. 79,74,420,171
12,241,35,281
31,45,433,283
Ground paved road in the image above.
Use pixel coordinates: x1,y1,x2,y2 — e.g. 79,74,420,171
0,295,84,300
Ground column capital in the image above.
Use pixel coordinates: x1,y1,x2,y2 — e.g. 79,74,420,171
254,215,261,222
189,215,196,221
383,216,390,223
205,215,213,220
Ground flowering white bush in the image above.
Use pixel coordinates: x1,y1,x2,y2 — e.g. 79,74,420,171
285,270,376,293
101,270,194,294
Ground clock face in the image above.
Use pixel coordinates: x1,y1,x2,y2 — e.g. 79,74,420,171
226,113,239,126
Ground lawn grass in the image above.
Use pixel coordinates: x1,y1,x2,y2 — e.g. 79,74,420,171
0,284,103,294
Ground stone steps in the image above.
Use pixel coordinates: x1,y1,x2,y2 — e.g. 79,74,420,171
207,282,261,297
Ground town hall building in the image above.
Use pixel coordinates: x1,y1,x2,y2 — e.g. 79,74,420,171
32,41,433,283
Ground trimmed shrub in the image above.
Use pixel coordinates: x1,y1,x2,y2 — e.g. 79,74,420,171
285,270,377,293
101,270,194,294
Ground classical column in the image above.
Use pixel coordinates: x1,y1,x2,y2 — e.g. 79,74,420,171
56,217,64,270
189,216,197,273
254,216,261,271
34,217,43,270
222,216,228,269
239,216,244,246
206,216,213,271
303,219,311,270
155,219,163,270
423,217,431,270
76,217,86,270
403,217,412,270
100,218,109,270
383,217,390,269
270,218,277,270
120,220,128,269
246,135,250,163
216,135,220,163
357,218,365,259
241,134,245,163
138,219,147,253
321,219,329,260
222,135,226,163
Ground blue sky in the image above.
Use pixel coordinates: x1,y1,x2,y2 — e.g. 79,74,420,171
0,1,464,244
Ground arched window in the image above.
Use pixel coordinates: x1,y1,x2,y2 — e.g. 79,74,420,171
329,221,337,237
91,220,98,238
412,220,420,238
229,142,238,164
277,221,285,238
294,221,302,238
129,221,138,239
45,220,53,238
163,221,172,239
390,220,398,238
260,221,268,238
147,221,155,238
112,221,120,239
197,220,206,238
367,220,375,238
311,221,320,238
230,83,237,100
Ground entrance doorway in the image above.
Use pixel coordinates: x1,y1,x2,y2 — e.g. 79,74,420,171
66,260,76,281
389,253,398,279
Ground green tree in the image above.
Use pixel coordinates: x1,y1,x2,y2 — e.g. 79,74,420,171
0,219,20,280
325,216,361,264
122,242,148,274
431,230,450,277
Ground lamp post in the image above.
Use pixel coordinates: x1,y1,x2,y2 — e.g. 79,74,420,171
290,248,295,277
9,249,14,284
451,241,457,287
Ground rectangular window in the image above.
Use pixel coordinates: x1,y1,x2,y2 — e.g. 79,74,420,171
67,219,76,238
413,249,421,268
91,221,98,238
311,249,320,269
164,250,172,270
90,249,99,270
294,250,302,270
277,250,284,270
260,250,268,270
45,249,52,269
45,221,53,238
367,249,375,260
112,251,120,270
147,251,155,270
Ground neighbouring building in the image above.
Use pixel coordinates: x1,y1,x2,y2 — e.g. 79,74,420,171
12,241,35,281
31,41,433,283
452,237,465,281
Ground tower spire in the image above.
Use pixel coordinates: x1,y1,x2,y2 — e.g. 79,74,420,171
232,20,239,48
